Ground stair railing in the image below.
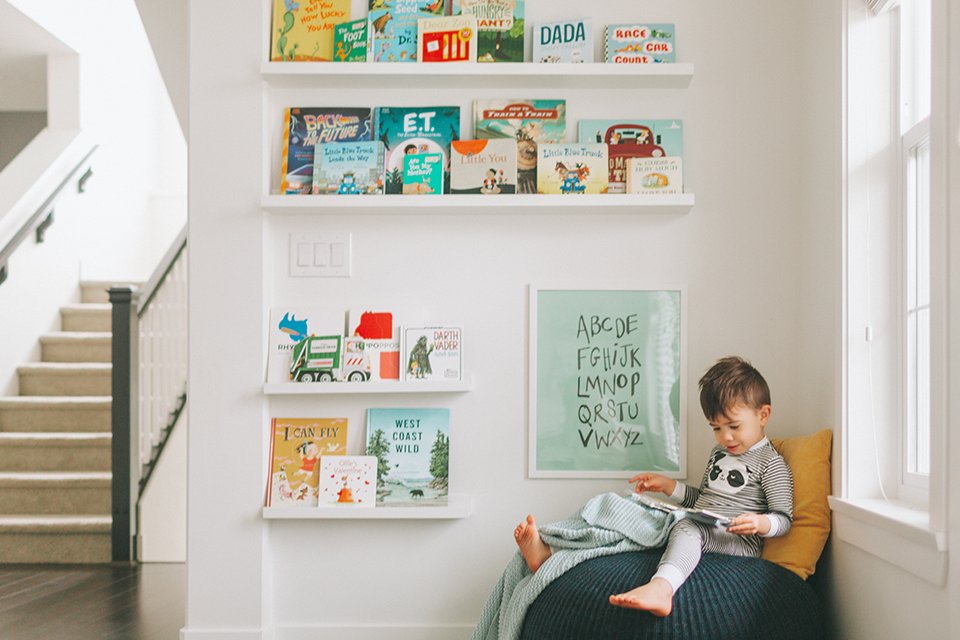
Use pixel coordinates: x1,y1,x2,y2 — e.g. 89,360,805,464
109,224,187,562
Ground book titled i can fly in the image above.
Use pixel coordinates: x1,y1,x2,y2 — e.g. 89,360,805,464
604,23,676,63
455,0,525,62
365,408,450,506
265,417,348,507
280,107,372,194
375,105,460,194
270,0,351,61
369,0,449,63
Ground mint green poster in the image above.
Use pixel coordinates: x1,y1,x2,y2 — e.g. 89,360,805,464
530,288,685,478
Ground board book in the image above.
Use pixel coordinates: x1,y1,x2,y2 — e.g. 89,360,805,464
536,143,609,194
454,0,525,62
578,119,683,193
266,307,346,383
532,17,593,63
313,141,385,194
403,326,462,380
626,156,683,195
418,15,478,62
365,408,450,506
318,455,377,507
333,17,370,61
270,0,351,62
266,417,348,507
604,23,676,64
369,0,449,63
450,139,517,194
374,105,460,194
280,107,373,194
402,152,445,194
629,492,732,529
348,309,400,381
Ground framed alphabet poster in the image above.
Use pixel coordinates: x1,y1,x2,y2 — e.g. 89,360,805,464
529,286,686,478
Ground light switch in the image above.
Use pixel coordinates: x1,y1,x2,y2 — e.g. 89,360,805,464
290,232,351,277
314,243,329,266
330,242,345,267
296,242,312,267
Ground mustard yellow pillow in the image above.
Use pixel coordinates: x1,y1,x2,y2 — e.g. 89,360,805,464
762,429,833,580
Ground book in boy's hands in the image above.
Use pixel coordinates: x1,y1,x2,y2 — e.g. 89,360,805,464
270,0,351,62
402,153,445,194
266,307,346,383
630,492,732,529
266,417,348,507
375,105,460,194
313,141,385,194
369,0,449,63
403,326,462,380
578,119,683,193
418,16,478,62
604,23,676,64
626,157,683,195
318,455,377,507
536,143,609,194
455,0,525,62
333,18,370,62
280,107,373,194
450,139,517,194
532,18,593,63
366,408,450,506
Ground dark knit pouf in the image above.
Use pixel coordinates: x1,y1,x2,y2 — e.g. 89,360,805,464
520,550,824,640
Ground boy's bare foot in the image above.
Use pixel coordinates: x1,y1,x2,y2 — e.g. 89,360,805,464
608,578,674,616
514,514,552,573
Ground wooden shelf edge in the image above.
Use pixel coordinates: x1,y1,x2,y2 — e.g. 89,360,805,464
261,61,694,79
263,376,474,395
264,495,473,520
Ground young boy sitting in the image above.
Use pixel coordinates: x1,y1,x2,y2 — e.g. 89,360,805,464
514,356,794,617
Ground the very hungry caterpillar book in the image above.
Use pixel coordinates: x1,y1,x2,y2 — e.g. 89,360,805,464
375,105,460,194
280,107,372,194
270,0,351,62
365,408,450,506
266,417,348,507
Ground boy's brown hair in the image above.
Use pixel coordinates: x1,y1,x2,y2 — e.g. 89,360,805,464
698,356,771,421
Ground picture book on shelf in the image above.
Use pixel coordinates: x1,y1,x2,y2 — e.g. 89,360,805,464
626,156,683,195
318,455,377,507
402,152,445,194
366,408,450,506
474,99,566,194
418,15,477,62
629,491,732,529
604,23,676,64
313,141,385,194
578,119,683,193
266,307,346,383
280,107,373,194
404,326,462,381
270,0,351,62
374,106,460,194
333,17,370,61
536,143,609,194
454,0,525,62
450,139,517,194
532,17,593,63
369,0,450,63
266,417,348,507
347,309,400,381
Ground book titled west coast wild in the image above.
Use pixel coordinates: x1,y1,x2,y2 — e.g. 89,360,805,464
270,0,351,61
280,107,372,194
375,106,460,194
536,143,609,194
455,0,525,62
404,326,462,380
450,139,517,194
266,417,348,507
318,456,377,507
366,408,450,506
313,141,385,194
418,15,477,62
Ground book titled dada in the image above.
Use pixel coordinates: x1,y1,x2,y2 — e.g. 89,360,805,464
318,455,377,507
404,326,462,380
536,143,609,194
604,23,676,63
365,408,450,506
532,17,593,63
266,417,348,507
450,139,517,194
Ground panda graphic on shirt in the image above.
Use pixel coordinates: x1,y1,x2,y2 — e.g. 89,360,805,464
706,451,752,495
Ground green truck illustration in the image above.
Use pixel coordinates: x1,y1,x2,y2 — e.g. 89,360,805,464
290,335,371,382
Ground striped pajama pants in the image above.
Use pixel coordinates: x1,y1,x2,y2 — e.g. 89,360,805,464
654,520,762,592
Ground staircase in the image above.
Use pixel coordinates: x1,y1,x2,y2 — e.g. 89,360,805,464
0,282,116,563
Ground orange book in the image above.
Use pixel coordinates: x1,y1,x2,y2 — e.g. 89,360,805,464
265,418,347,507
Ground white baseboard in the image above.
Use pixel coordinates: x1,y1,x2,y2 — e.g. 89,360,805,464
181,628,272,640
275,624,474,640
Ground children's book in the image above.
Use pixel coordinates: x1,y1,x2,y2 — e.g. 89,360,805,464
474,99,566,194
403,326,462,380
347,309,400,380
454,0,525,62
374,106,460,194
604,23,676,64
266,307,346,383
450,139,517,194
280,107,373,194
333,18,370,61
266,417,348,507
536,143,609,194
365,408,450,506
369,0,449,63
626,156,683,195
578,119,683,193
402,153,445,194
270,0,351,62
313,141,385,194
318,455,377,507
532,18,593,63
418,16,478,62
629,492,732,529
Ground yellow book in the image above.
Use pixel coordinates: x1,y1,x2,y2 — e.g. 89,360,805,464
270,0,351,62
265,417,348,507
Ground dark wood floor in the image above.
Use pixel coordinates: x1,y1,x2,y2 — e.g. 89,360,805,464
0,563,185,640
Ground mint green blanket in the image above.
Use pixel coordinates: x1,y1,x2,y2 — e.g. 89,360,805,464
470,492,677,640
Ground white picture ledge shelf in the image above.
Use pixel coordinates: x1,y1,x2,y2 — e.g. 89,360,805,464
264,494,473,519
264,377,474,395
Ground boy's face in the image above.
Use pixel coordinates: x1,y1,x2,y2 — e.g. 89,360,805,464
708,403,771,455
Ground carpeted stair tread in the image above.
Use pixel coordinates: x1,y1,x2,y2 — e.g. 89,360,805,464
0,515,111,533
0,432,111,446
0,472,112,486
18,363,112,374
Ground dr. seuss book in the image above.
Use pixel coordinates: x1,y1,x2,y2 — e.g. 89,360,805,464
418,15,477,62
266,417,348,507
532,18,593,63
333,18,370,61
369,0,449,63
450,139,517,194
454,0,525,62
348,309,400,380
313,141,385,194
365,408,450,506
626,157,683,195
474,99,566,194
402,152,445,194
604,23,676,64
280,107,373,194
318,456,377,507
374,106,460,194
536,143,609,194
266,307,346,383
404,326,462,381
270,0,351,62
578,119,683,193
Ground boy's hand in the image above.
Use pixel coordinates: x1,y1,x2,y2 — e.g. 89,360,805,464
627,473,677,496
727,513,770,536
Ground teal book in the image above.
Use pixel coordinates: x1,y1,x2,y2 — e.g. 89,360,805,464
604,23,676,63
532,17,593,63
370,0,449,63
313,141,385,195
402,152,444,194
577,119,683,193
454,0,525,62
333,18,370,62
365,408,450,506
375,105,461,194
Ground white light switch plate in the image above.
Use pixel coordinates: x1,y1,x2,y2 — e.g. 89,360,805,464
289,232,351,277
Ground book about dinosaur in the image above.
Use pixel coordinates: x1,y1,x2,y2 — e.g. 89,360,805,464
531,17,593,63
374,105,461,194
402,152,445,194
454,0,525,62
626,156,683,195
266,307,346,383
403,326,462,381
417,15,478,62
365,408,450,506
535,143,609,194
317,455,377,507
369,0,450,63
333,17,370,61
577,119,683,193
450,139,517,194
266,417,348,507
313,141,385,194
604,23,676,64
280,107,373,194
270,0,351,62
